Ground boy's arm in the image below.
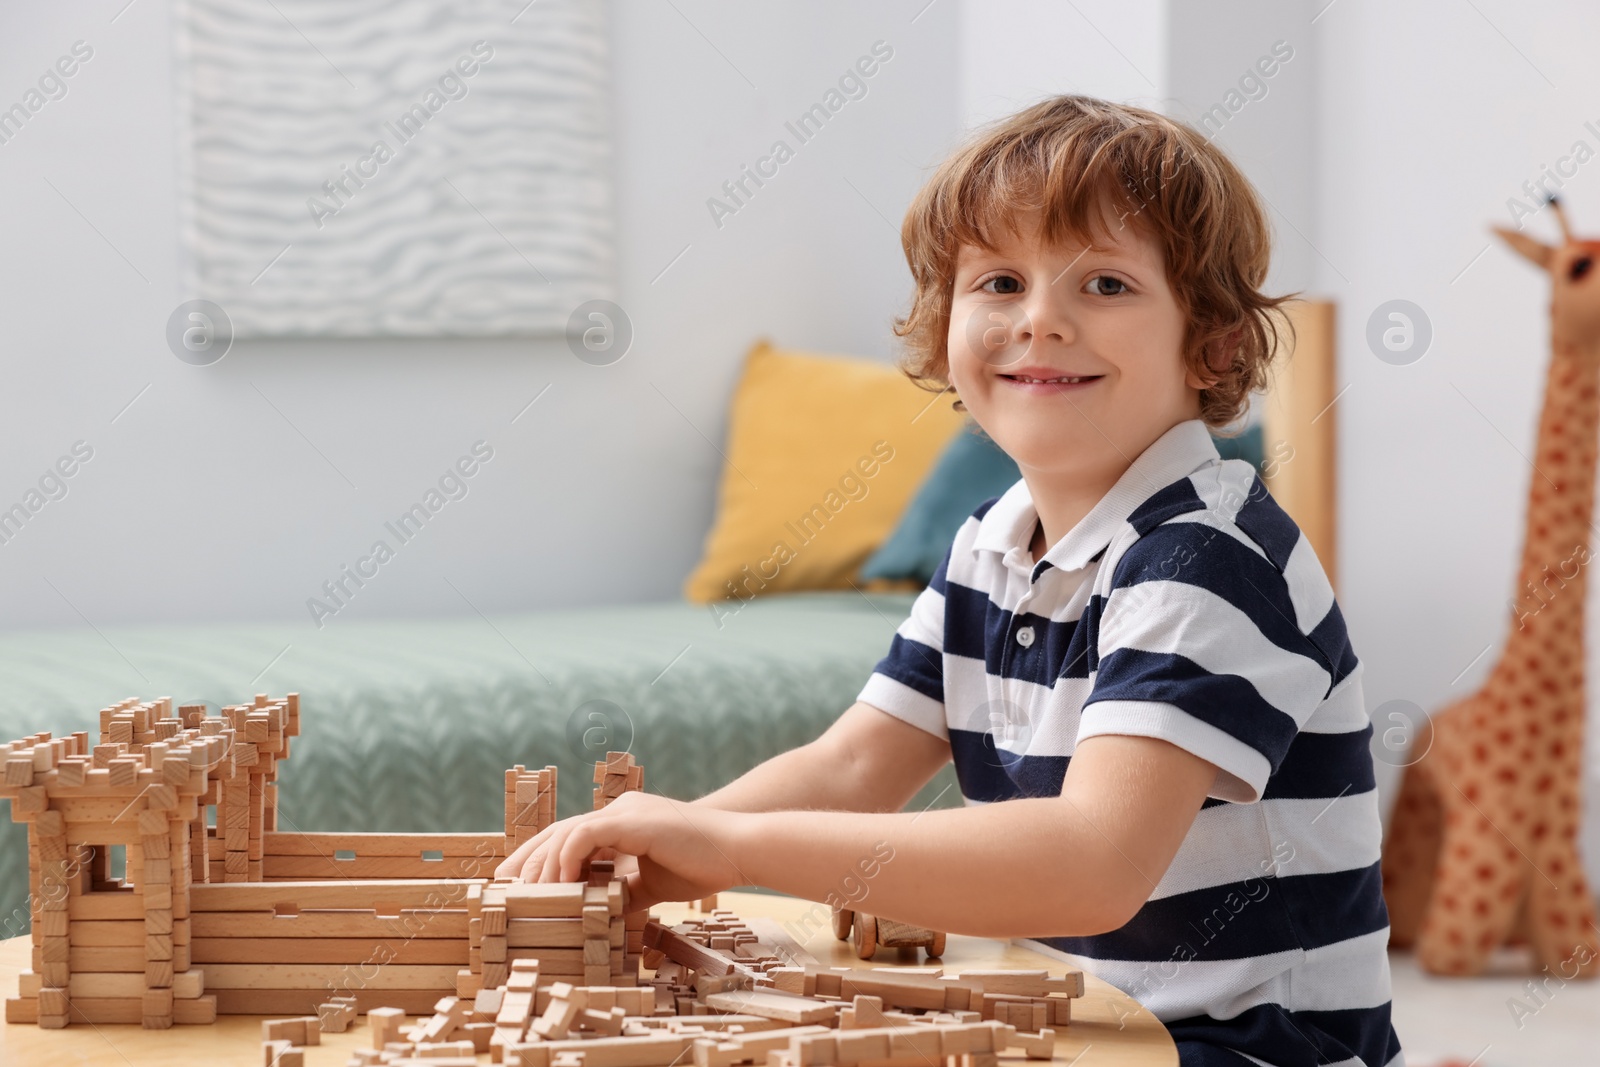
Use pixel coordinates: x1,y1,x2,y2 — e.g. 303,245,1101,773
690,700,951,814
493,701,947,881
735,733,1217,938
526,732,1216,938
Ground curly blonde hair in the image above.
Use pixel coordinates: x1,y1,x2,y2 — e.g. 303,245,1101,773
895,94,1298,432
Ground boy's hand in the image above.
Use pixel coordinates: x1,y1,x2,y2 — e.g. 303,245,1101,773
491,792,747,912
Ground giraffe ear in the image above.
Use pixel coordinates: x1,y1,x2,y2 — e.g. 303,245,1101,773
1491,225,1554,270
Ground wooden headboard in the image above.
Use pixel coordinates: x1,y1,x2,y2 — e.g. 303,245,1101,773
1259,299,1339,595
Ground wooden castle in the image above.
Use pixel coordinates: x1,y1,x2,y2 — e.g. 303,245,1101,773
0,693,648,1029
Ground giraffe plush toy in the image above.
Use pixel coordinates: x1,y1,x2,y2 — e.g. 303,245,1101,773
1381,196,1600,977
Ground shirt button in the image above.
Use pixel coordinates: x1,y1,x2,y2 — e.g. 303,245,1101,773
1016,626,1035,648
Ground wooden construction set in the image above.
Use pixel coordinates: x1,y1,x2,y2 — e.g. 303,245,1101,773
1,693,1084,1065
247,906,1084,1067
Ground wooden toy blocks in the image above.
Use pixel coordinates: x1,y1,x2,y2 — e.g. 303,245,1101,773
592,750,644,810
0,694,276,1028
318,994,360,1032
403,994,469,1043
4,691,1087,1060
0,692,651,1026
368,1004,406,1047
263,1014,322,1045
506,763,558,855
262,1037,304,1066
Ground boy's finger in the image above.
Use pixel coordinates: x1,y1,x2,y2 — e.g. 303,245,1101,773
556,822,598,883
497,826,551,880
620,869,657,913
494,850,527,880
538,830,570,883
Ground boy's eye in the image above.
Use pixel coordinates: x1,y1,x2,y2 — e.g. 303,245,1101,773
1087,274,1129,296
979,274,1022,295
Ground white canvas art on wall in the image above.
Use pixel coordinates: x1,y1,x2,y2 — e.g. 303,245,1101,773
173,0,616,337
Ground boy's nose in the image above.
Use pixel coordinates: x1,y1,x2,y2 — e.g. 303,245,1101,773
1015,298,1072,345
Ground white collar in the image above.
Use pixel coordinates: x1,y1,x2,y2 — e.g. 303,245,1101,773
971,418,1222,574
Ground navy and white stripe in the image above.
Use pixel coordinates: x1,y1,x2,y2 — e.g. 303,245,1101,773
857,419,1403,1067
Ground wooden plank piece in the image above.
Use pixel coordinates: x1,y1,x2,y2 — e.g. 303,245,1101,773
261,832,503,857
188,937,469,964
189,880,481,912
200,963,460,990
502,883,586,919
189,911,470,940
702,989,836,1025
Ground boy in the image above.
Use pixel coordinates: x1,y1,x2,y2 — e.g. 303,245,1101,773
497,95,1403,1067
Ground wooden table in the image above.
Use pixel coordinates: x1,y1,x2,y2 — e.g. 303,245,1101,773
0,890,1176,1066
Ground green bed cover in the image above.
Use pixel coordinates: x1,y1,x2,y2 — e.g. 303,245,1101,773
0,590,960,925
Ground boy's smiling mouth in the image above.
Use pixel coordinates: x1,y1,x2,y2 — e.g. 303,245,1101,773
997,365,1104,392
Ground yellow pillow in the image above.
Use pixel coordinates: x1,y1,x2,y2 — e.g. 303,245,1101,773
683,339,967,605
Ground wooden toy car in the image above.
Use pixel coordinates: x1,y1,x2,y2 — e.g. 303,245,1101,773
832,904,946,960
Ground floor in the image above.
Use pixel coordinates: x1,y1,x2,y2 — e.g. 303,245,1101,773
1388,947,1600,1067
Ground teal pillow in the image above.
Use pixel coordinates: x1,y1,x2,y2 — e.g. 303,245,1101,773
859,425,1020,584
860,421,1267,585
1211,421,1265,471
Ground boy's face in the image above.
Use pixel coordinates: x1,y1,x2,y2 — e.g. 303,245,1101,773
945,205,1205,477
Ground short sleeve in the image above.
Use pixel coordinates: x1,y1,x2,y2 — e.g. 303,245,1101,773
1078,522,1334,803
856,547,950,741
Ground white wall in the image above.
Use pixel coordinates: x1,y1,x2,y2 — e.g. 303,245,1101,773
957,0,1167,132
1165,1,1317,302
0,0,960,629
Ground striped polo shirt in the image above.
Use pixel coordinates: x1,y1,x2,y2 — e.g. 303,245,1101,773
857,418,1403,1067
